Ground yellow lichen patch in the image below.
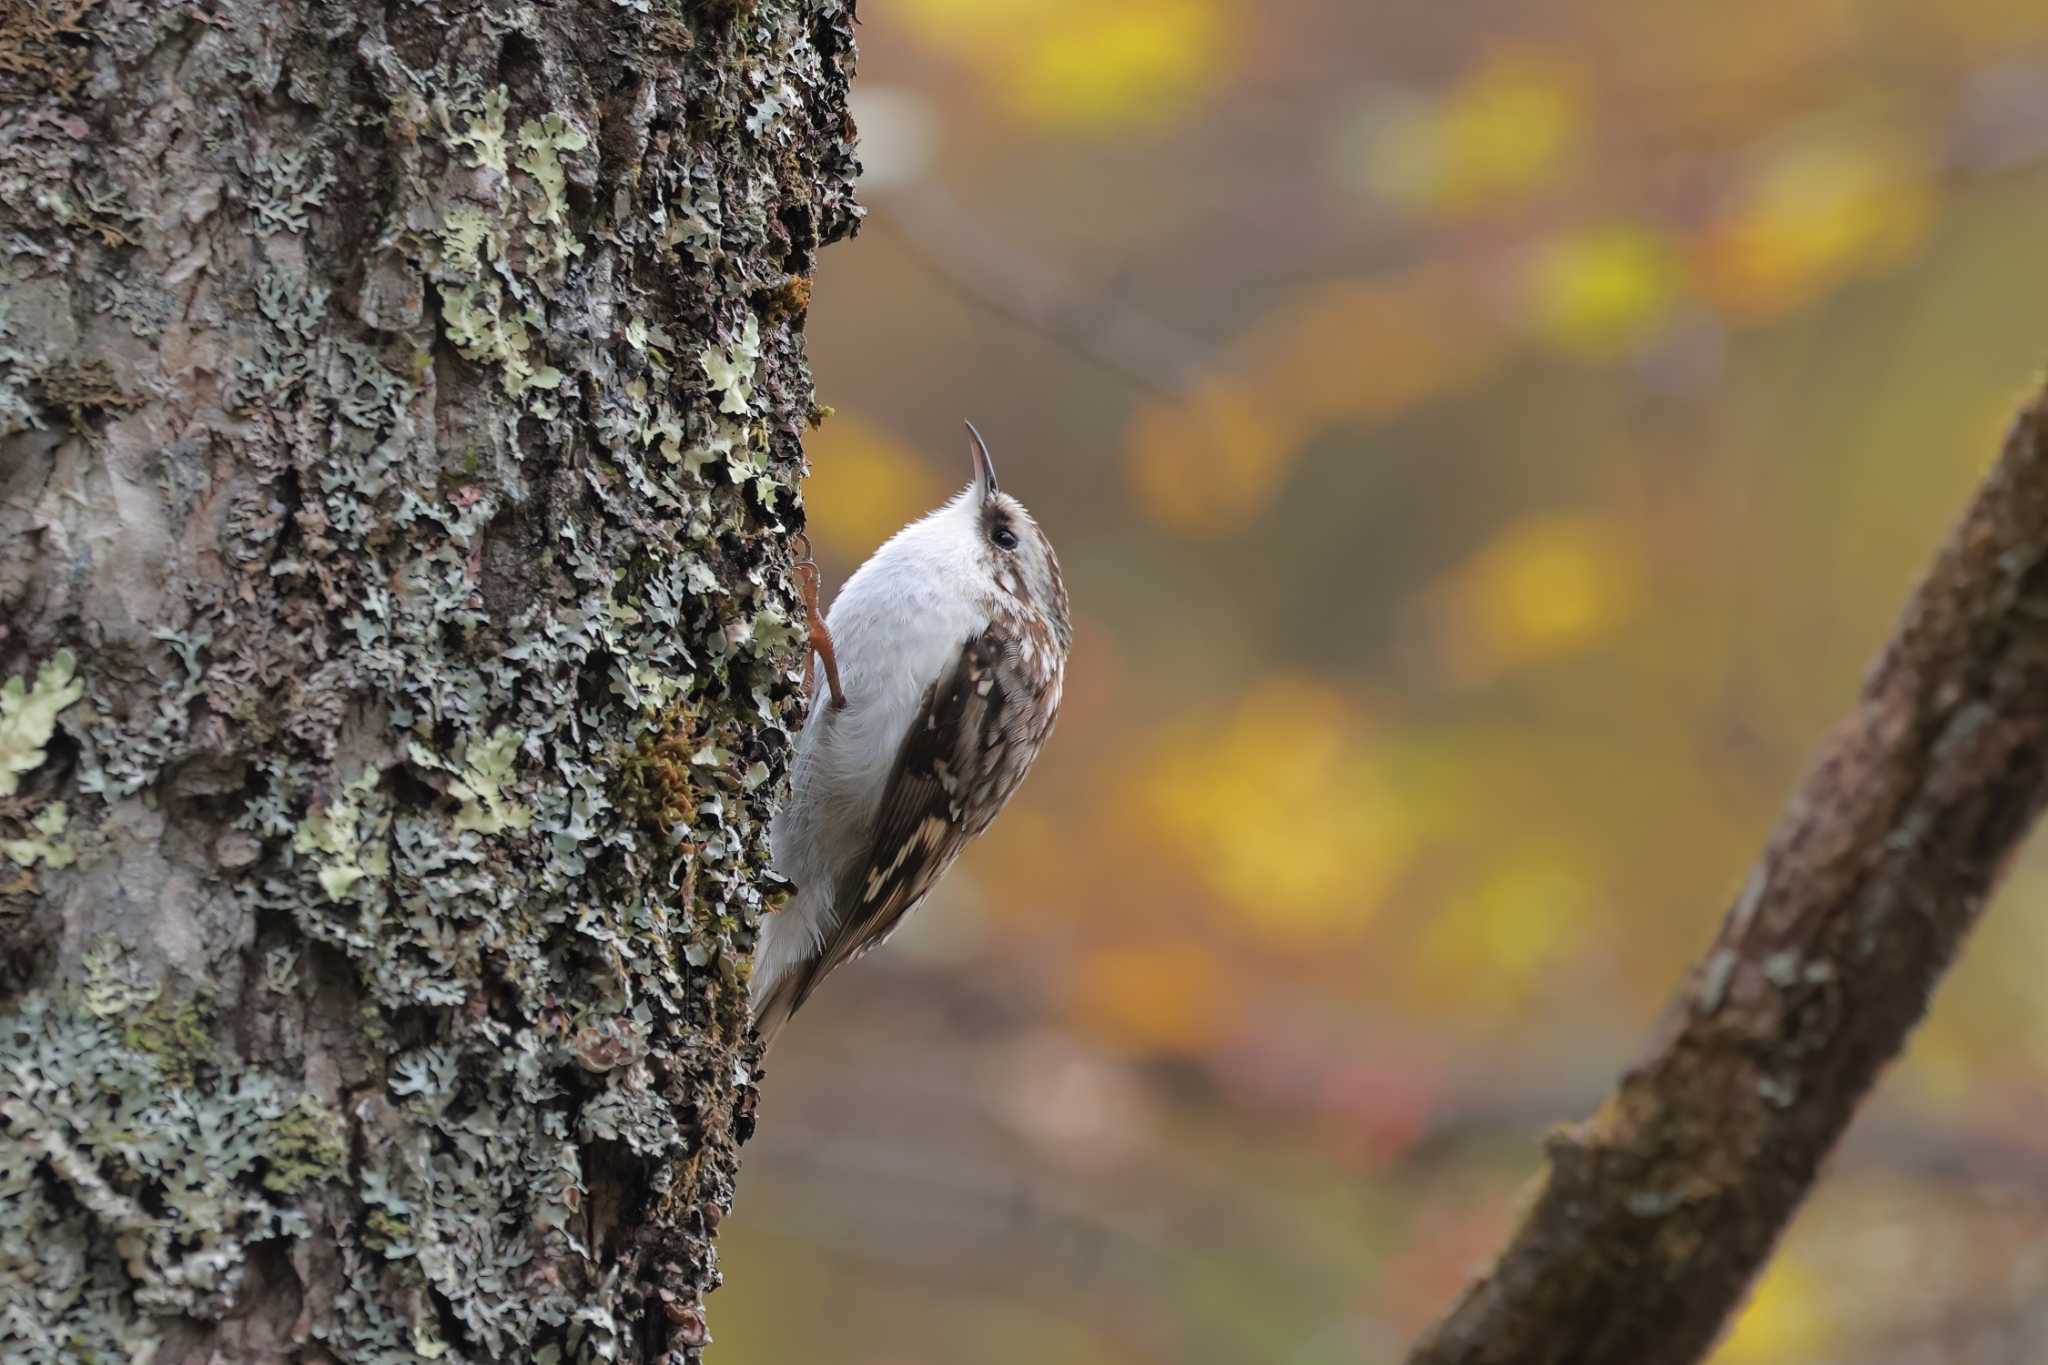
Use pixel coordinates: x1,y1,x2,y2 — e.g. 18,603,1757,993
514,113,589,266
262,1094,349,1195
410,728,533,837
440,83,510,173
437,280,565,402
700,314,762,417
449,729,532,836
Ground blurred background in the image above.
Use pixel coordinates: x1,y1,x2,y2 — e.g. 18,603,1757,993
721,3,2048,1361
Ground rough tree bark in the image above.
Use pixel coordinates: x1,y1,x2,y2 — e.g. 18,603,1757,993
1406,382,2048,1364
1,1,855,1361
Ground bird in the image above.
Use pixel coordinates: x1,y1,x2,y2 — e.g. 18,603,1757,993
750,422,1071,1051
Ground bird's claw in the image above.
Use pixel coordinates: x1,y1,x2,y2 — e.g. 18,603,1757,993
792,533,847,710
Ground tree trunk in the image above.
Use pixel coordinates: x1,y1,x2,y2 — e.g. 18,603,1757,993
0,1,856,1360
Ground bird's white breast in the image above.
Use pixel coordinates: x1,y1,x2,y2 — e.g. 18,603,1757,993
756,500,990,1000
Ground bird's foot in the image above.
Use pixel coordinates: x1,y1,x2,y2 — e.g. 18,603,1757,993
792,533,847,710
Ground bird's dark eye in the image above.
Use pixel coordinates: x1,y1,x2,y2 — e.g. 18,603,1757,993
991,526,1019,551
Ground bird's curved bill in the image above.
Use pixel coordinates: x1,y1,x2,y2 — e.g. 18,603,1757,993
965,420,998,498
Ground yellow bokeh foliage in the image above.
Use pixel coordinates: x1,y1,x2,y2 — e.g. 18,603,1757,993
897,0,1231,130
1357,48,1587,216
1121,676,1415,945
1527,223,1686,358
1412,842,1591,1013
1715,1254,1830,1362
731,3,2048,1358
1701,122,1937,321
1420,512,1645,686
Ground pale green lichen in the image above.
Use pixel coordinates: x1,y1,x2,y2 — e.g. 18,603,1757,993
262,1094,349,1195
515,113,589,265
746,80,799,138
699,313,760,416
442,83,511,174
658,181,720,257
677,415,742,478
0,989,343,1349
228,266,328,408
73,626,211,800
410,726,533,835
82,934,160,1019
438,278,565,401
291,766,391,901
0,649,83,796
2,800,76,868
119,987,217,1088
429,91,595,411
441,203,499,267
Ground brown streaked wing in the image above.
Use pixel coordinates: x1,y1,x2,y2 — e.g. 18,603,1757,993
779,620,1050,1019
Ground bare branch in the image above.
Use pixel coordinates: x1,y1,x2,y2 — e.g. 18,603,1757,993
1406,379,2048,1365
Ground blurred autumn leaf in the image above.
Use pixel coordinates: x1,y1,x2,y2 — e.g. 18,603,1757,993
1124,378,1292,539
1411,841,1592,1009
1349,49,1589,217
1700,119,1938,320
897,0,1234,129
1120,677,1416,943
1415,512,1644,686
1526,222,1685,357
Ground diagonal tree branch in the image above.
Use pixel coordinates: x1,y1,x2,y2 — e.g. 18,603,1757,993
1406,379,2048,1365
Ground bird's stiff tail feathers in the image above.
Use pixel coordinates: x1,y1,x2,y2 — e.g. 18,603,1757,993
750,906,821,1053
751,970,801,1053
